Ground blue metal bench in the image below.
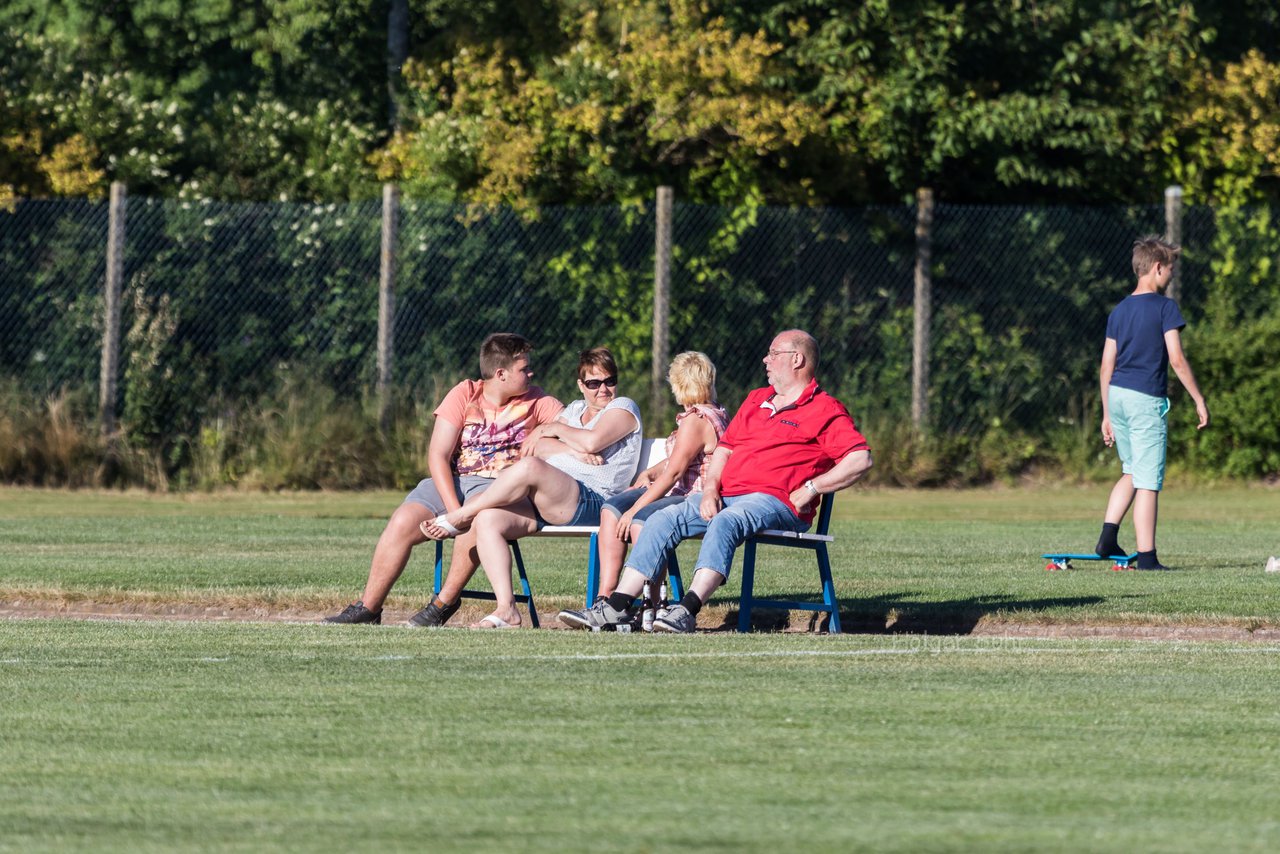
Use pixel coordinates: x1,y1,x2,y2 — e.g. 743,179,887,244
432,439,843,633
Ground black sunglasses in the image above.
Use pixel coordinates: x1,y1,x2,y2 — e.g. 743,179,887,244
582,376,618,390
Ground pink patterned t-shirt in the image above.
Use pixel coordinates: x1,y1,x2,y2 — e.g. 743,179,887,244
434,381,564,478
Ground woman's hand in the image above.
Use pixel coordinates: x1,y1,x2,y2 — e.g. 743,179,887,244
520,423,558,457
572,451,604,466
614,509,638,541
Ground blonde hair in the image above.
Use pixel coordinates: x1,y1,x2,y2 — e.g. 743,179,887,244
667,351,717,407
1132,236,1180,277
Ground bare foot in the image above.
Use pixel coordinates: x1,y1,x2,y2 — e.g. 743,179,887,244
419,511,470,540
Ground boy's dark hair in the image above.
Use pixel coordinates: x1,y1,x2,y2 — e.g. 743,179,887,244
1132,236,1181,277
577,347,618,380
479,333,533,379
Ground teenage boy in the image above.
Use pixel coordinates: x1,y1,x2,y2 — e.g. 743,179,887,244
324,333,563,625
1096,237,1209,570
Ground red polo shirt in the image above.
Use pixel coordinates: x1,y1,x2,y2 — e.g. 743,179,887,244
717,380,869,523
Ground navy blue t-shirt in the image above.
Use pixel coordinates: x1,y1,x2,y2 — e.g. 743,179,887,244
1105,293,1186,398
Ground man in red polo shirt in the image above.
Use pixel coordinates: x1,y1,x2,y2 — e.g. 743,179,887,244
558,329,872,633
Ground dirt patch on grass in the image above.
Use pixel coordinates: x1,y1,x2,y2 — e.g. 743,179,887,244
2,593,1279,641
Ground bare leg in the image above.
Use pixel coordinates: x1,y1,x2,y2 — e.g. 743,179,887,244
471,506,539,627
435,526,481,605
614,567,649,599
442,458,582,529
596,511,628,598
361,502,434,611
689,567,726,601
1132,489,1159,552
1104,474,1136,525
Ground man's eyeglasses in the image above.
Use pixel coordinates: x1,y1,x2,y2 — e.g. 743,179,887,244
765,349,797,359
582,376,618,390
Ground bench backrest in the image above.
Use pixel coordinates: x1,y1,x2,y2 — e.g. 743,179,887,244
637,437,667,477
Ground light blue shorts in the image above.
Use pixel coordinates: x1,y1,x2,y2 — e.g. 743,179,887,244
1108,385,1170,491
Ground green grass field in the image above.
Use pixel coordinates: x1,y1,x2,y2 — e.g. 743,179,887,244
4,624,1280,851
2,484,1278,627
3,484,1280,850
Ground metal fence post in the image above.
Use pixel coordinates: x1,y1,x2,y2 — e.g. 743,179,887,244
651,186,674,430
378,183,399,432
1165,185,1183,303
912,187,934,432
99,181,126,437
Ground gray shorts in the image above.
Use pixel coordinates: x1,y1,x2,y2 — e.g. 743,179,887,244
403,474,494,515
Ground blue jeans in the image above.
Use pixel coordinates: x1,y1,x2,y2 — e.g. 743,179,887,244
623,492,807,580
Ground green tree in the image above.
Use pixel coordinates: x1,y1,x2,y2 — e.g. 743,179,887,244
1,1,387,200
378,0,823,207
743,0,1211,203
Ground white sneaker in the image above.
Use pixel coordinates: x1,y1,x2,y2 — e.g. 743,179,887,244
1266,556,1279,573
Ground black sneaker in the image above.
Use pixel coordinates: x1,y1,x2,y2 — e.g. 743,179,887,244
323,601,382,624
1134,562,1171,571
407,597,461,628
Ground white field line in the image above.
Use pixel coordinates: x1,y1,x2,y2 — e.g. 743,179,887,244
4,644,1280,666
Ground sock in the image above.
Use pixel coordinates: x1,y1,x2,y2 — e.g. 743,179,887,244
606,592,633,613
679,592,703,616
1095,523,1123,557
1136,549,1162,569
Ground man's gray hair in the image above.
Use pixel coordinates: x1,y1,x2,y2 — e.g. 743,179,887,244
778,330,819,371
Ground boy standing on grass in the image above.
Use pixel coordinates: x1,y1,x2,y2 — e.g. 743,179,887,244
1095,236,1209,570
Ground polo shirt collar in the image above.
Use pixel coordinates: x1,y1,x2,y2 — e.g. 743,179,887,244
759,378,821,415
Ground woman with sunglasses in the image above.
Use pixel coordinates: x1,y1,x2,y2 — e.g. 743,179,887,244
419,347,642,628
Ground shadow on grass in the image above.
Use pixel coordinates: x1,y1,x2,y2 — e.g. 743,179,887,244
716,591,1118,635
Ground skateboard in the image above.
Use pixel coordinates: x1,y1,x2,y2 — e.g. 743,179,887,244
1041,552,1139,571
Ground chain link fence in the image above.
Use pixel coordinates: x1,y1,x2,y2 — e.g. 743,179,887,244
0,192,1260,460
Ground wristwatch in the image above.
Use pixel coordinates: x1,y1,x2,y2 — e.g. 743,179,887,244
804,480,820,496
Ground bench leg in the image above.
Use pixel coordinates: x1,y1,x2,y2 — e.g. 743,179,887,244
817,544,840,634
432,538,544,628
585,532,599,606
432,540,445,595
509,541,540,628
666,551,684,602
737,540,758,633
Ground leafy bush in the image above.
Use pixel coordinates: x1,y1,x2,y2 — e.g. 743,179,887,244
1174,312,1280,478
